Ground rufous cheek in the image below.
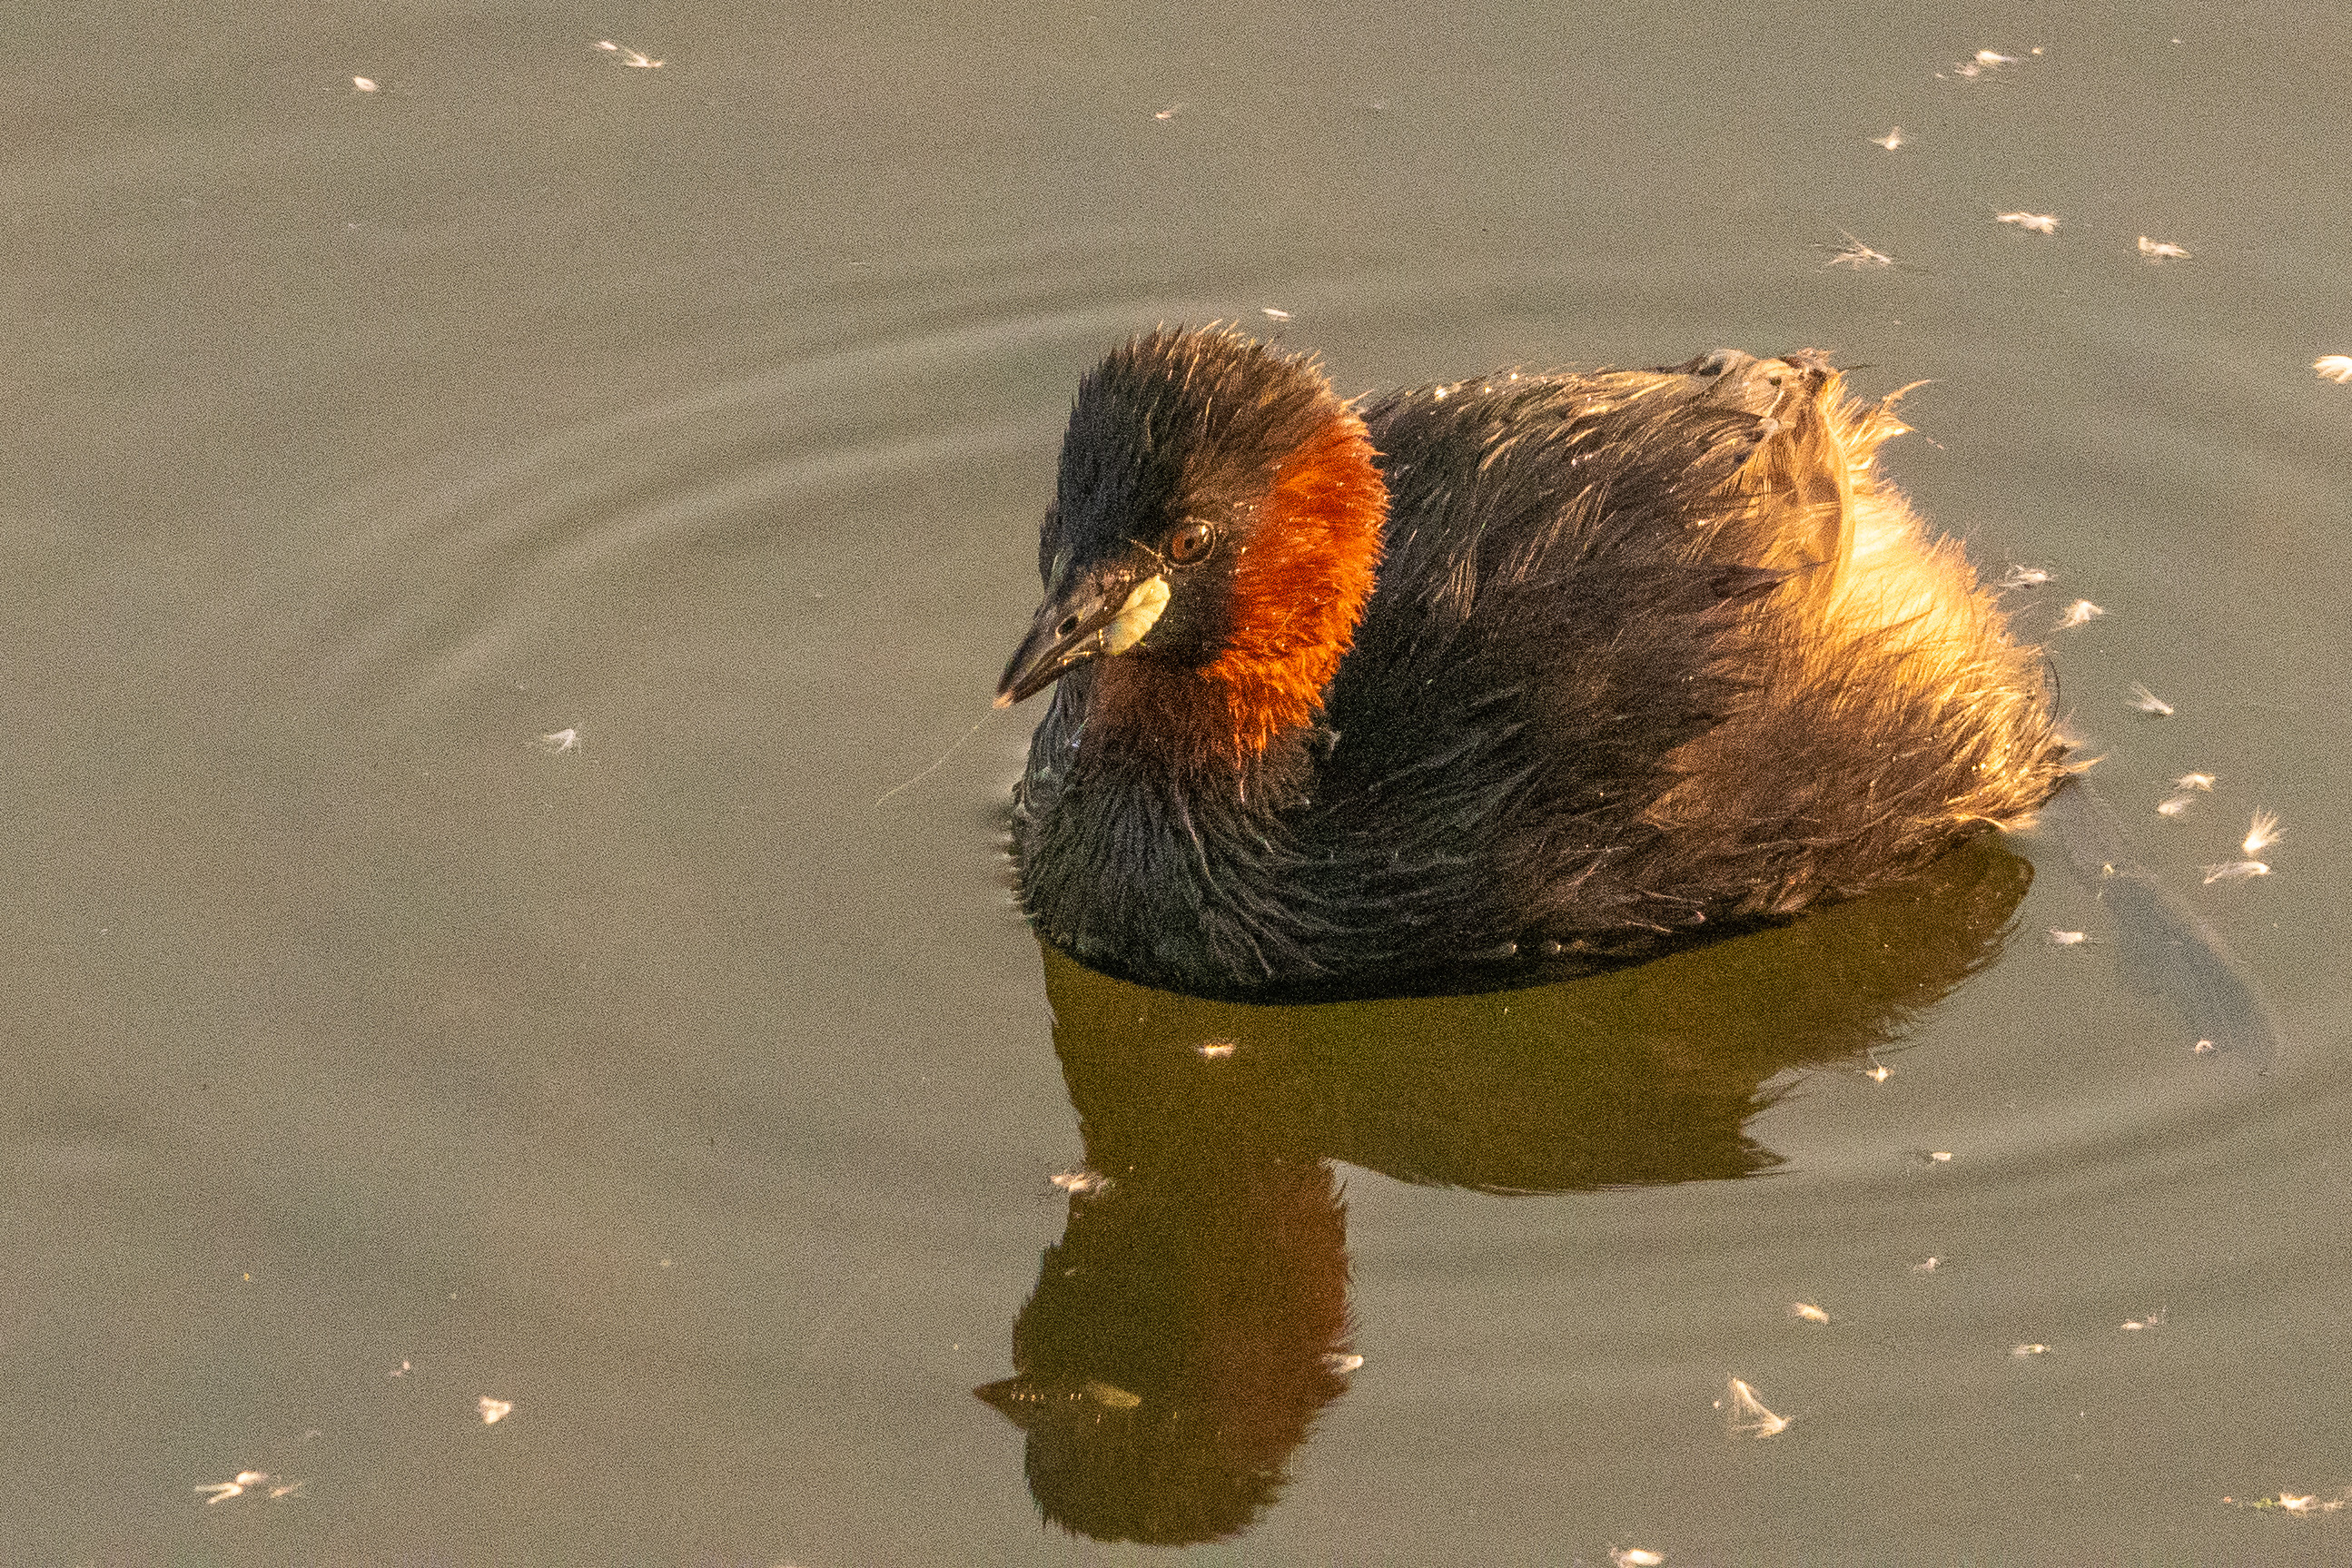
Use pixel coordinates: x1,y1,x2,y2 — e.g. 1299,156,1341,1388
1205,409,1390,758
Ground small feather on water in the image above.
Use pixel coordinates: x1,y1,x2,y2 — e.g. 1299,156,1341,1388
1822,232,1896,270
2202,861,2271,884
1717,1376,1792,1437
594,39,664,67
2243,811,2281,854
2054,599,2104,630
195,1471,269,1506
2128,684,2173,715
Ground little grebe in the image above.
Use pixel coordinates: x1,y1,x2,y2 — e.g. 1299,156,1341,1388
996,327,2072,998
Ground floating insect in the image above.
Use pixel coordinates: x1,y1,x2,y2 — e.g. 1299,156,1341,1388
2174,773,2217,792
2046,928,2090,945
477,1396,515,1425
1260,307,1292,322
1792,1302,1832,1324
1873,127,1904,151
1996,212,2059,235
2138,236,2190,262
1999,564,2054,589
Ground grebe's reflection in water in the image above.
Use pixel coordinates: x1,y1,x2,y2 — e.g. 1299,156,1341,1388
979,838,2033,1545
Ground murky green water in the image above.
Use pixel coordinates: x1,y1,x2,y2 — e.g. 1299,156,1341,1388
8,4,2350,1563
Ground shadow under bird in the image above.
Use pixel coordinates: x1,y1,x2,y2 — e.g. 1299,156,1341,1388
996,327,2074,999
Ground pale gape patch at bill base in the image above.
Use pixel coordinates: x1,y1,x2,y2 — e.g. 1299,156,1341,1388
1102,574,1171,656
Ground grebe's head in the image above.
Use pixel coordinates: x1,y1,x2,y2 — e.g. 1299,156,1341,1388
995,327,1388,764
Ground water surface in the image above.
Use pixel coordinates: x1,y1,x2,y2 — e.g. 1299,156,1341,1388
7,2,2351,1563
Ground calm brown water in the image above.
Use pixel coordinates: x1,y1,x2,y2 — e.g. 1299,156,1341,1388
9,3,2351,1563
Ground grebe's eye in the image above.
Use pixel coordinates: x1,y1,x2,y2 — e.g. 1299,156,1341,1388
1166,520,1215,565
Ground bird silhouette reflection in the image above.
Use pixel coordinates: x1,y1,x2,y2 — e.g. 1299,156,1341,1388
978,837,2032,1544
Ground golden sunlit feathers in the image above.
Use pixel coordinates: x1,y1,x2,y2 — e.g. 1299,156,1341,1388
1637,360,2073,905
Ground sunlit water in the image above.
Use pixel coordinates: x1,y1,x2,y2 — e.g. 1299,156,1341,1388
7,4,2351,1563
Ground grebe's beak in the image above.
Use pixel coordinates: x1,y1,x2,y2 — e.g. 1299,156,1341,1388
994,574,1171,707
